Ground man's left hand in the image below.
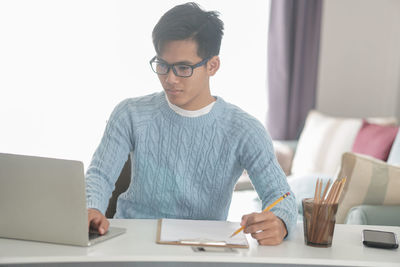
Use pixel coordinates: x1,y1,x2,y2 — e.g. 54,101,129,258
241,211,287,245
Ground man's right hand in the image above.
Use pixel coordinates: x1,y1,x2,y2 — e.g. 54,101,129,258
88,208,109,235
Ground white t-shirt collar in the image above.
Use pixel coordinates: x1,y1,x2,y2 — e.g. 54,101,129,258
165,94,216,118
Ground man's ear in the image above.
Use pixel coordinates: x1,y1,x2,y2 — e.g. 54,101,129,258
207,56,220,76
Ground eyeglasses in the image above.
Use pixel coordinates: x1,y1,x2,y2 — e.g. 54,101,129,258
149,56,209,78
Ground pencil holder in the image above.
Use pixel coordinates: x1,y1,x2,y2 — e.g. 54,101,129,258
302,198,338,247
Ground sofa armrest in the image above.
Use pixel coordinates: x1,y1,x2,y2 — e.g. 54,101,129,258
234,171,254,191
273,140,298,175
344,205,400,226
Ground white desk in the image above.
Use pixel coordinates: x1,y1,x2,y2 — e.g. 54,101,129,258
0,220,399,267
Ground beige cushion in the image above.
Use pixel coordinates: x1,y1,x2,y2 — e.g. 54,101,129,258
335,152,400,223
234,171,254,191
291,110,397,176
273,141,295,175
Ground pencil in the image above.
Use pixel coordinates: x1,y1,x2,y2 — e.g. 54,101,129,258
229,192,291,238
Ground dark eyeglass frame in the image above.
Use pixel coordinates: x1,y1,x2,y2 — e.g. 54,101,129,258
149,56,209,78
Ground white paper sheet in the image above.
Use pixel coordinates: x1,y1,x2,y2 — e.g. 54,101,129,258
159,219,248,246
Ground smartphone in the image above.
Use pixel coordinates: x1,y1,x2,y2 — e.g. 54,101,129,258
362,229,399,249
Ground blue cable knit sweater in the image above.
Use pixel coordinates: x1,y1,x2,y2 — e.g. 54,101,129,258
86,92,297,236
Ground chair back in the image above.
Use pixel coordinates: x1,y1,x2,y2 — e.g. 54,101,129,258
105,156,131,218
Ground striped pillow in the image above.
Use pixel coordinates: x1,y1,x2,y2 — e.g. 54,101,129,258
335,152,400,223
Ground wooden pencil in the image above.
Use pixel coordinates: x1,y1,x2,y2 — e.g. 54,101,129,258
310,177,347,244
230,192,291,238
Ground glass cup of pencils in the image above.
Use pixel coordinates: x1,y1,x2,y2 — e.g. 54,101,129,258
302,177,346,247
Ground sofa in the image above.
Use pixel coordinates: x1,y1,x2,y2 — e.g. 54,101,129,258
232,110,400,226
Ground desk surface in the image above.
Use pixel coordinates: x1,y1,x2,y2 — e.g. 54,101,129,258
1,220,399,267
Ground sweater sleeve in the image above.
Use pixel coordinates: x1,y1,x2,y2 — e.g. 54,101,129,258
238,119,298,238
85,100,134,214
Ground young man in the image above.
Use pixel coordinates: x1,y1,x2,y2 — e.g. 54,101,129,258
86,2,297,245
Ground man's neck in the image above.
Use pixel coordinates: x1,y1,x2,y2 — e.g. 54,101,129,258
165,94,216,118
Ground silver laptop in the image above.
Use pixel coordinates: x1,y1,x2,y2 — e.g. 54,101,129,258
0,152,126,246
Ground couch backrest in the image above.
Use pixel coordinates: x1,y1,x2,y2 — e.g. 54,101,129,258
387,130,400,166
291,110,398,176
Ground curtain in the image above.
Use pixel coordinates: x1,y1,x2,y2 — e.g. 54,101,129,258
266,0,323,140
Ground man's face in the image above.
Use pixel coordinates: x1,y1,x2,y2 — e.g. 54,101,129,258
156,39,216,110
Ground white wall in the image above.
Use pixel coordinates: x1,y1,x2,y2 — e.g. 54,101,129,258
316,0,400,120
0,0,269,169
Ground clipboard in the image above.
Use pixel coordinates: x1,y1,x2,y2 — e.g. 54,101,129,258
156,218,249,248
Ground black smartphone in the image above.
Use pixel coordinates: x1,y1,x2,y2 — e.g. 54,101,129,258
362,229,399,249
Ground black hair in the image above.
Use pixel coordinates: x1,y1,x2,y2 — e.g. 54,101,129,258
152,2,224,59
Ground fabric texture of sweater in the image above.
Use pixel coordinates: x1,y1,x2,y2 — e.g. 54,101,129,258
86,92,297,236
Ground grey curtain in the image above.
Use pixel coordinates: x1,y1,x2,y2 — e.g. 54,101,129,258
266,0,323,140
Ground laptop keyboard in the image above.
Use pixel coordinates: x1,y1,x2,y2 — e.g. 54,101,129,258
88,229,111,242
88,227,126,244
89,231,102,240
